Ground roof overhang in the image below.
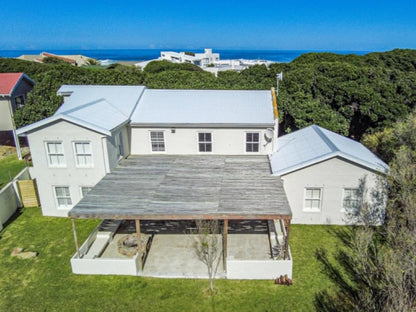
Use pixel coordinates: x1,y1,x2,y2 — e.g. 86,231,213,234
273,152,389,176
16,114,112,136
69,155,292,220
129,123,275,128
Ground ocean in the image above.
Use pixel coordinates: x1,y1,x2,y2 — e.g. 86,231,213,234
0,49,370,63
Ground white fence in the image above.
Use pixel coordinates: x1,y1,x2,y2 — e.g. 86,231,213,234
0,167,30,230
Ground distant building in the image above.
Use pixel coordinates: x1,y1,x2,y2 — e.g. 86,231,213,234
0,73,35,158
150,48,274,75
17,52,94,67
160,48,220,67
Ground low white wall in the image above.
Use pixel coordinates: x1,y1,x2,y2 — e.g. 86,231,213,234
0,167,30,230
227,259,293,280
71,255,139,275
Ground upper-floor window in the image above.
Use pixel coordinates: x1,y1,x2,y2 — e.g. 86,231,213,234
342,188,360,211
150,131,165,152
15,95,25,109
73,142,93,167
304,188,322,212
246,132,259,152
54,186,72,209
46,142,65,167
198,133,212,152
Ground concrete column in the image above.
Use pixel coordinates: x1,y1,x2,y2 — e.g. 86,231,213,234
71,219,80,258
136,219,142,270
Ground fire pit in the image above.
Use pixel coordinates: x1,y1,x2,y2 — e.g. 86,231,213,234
117,234,148,257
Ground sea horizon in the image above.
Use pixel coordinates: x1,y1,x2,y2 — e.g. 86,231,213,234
0,48,372,63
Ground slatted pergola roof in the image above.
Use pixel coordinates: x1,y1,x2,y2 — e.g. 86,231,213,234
69,155,292,220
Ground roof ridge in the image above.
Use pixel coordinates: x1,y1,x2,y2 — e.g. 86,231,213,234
62,98,129,119
312,125,339,153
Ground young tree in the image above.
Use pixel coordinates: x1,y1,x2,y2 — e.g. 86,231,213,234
193,220,222,294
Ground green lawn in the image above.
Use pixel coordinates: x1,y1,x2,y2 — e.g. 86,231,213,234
0,154,26,189
0,208,341,311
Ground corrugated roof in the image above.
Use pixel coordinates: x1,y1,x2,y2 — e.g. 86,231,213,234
17,85,146,136
0,73,34,95
270,125,389,176
130,89,274,125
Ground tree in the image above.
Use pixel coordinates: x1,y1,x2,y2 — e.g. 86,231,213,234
314,111,416,312
193,220,222,294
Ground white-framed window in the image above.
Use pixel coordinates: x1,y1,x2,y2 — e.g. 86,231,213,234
342,188,360,211
45,141,66,167
73,141,93,167
198,132,212,152
304,188,322,212
246,132,260,152
150,131,165,152
80,186,92,198
54,186,72,209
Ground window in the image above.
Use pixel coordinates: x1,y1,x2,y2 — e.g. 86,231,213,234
80,186,92,198
15,95,25,109
73,142,93,167
150,131,165,152
198,133,212,152
343,188,360,211
304,188,322,211
54,186,72,209
46,142,65,167
246,132,259,152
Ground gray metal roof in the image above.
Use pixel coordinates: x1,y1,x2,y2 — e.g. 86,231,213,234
17,85,146,136
17,86,275,136
130,89,274,125
69,155,291,220
270,125,389,176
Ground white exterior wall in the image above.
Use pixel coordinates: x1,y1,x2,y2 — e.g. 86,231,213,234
130,127,274,155
281,157,382,225
27,120,110,217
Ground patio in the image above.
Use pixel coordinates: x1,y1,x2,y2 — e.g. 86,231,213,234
69,155,292,279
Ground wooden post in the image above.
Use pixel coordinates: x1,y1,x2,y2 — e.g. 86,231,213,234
283,219,291,260
71,218,80,258
136,219,142,270
223,219,228,273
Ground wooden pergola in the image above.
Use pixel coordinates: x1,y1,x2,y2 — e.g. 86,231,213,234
69,155,292,269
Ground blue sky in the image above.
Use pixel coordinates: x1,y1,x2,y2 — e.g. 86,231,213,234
1,0,415,51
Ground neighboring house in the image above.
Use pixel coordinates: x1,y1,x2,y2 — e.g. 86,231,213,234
17,52,94,66
270,125,388,225
0,73,35,158
17,85,279,217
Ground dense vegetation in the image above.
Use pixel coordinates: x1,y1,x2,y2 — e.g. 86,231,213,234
315,111,416,311
1,49,415,139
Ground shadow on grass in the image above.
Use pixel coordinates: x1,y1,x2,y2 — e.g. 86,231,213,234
0,207,24,236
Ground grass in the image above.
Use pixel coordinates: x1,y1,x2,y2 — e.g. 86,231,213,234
0,208,341,311
0,154,26,189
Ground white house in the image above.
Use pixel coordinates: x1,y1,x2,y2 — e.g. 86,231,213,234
17,85,295,279
160,48,220,67
16,84,388,278
269,125,388,225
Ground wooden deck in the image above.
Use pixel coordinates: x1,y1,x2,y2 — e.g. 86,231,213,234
69,155,292,220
